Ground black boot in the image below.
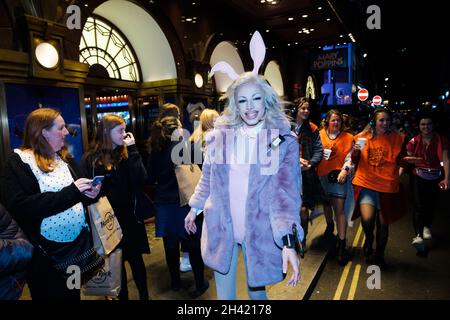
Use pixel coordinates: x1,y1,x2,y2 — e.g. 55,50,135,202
324,222,335,238
367,250,387,270
361,218,375,261
373,223,389,270
163,239,181,291
363,236,374,259
337,239,350,266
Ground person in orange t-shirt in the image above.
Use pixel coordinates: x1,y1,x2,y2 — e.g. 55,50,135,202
317,110,354,266
351,108,406,269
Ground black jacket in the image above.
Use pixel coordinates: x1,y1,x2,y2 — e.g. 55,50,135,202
80,145,150,257
0,203,33,300
0,153,91,245
147,142,181,204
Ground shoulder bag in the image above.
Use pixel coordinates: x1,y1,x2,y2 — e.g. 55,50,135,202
174,164,202,207
35,227,104,284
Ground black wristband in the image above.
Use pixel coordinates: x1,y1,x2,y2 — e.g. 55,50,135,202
282,234,295,249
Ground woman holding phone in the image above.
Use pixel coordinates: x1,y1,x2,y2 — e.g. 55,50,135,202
0,108,101,300
80,114,150,300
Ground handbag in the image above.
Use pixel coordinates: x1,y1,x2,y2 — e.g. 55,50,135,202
36,227,104,284
414,167,442,181
87,196,123,256
83,248,122,297
174,164,202,207
327,170,341,183
133,190,157,223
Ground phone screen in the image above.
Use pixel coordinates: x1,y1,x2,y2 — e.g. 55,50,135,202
91,176,104,186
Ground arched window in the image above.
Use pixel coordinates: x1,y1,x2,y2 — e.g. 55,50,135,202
79,16,140,82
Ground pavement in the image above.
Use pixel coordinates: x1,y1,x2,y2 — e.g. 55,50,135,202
21,174,447,300
20,214,332,300
311,177,450,300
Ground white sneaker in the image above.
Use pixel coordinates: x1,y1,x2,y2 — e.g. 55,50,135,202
423,227,432,240
180,256,192,272
412,235,425,252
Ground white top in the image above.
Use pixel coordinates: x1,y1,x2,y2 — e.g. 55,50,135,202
14,149,86,243
228,121,264,243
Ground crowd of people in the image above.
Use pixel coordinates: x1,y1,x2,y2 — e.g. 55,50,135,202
0,95,449,301
0,33,448,300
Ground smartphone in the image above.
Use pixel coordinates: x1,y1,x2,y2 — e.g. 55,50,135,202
91,175,105,186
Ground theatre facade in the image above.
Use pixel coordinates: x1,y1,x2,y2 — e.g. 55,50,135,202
0,0,363,164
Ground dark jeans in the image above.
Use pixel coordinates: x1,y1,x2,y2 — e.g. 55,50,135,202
410,174,440,236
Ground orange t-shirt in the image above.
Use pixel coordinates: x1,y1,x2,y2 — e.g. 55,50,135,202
352,132,405,193
317,130,354,177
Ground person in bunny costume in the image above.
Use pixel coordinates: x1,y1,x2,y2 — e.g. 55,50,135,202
184,31,303,299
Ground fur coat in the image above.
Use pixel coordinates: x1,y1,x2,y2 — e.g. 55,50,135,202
189,118,302,287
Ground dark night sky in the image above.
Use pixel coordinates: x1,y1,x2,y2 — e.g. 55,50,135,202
354,1,450,104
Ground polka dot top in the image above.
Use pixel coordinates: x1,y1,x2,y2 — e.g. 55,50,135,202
14,149,86,243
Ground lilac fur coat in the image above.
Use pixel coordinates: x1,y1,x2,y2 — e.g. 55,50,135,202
189,119,302,287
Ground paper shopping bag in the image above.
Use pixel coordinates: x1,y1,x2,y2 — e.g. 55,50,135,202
82,248,122,297
88,196,122,256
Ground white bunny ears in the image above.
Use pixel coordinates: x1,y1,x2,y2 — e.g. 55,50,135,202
209,31,266,81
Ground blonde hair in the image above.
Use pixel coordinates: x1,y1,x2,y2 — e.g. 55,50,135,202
21,108,71,173
215,72,290,129
189,109,219,143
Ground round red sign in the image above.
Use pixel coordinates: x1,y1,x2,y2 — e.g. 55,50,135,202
373,95,382,105
358,89,369,101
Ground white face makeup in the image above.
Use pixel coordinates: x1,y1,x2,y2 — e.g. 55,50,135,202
42,115,69,153
236,82,266,127
110,123,126,148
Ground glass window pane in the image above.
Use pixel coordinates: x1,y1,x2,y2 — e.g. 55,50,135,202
79,16,139,81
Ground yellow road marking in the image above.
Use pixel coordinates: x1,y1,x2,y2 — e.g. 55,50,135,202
333,261,353,300
361,235,366,248
352,223,363,248
332,222,364,300
347,264,362,300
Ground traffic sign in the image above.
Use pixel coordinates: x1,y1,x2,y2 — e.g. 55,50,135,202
358,89,369,101
373,95,382,105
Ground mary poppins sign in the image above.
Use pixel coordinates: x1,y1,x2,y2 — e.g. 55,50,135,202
310,49,347,70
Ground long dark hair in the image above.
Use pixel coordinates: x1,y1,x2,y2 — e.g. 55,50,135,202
87,114,128,170
148,116,181,153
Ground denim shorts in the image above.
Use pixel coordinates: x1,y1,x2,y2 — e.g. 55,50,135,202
319,175,347,199
358,188,381,209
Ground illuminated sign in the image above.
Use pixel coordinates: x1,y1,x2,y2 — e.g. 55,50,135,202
310,49,347,70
